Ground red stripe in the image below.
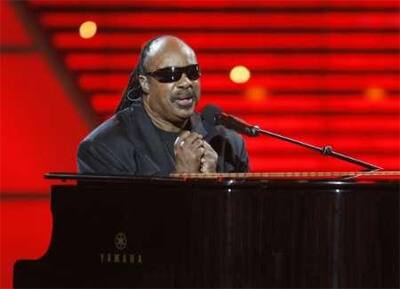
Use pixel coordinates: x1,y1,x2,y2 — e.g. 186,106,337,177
66,53,400,70
28,0,400,9
41,12,400,29
243,116,399,132
79,74,400,90
91,94,400,113
250,156,399,172
53,33,400,49
197,96,400,113
246,137,400,153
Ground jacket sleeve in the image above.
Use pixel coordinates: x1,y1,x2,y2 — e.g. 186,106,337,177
77,140,137,175
236,136,250,172
213,129,250,173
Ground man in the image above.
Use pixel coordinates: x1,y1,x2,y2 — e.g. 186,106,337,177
78,35,249,176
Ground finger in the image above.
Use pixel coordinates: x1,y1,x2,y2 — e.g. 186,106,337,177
174,139,185,150
190,139,204,150
202,151,212,159
191,146,205,160
202,141,218,158
200,162,212,173
198,146,205,156
203,149,218,158
185,132,203,145
175,130,191,144
202,140,215,152
180,134,203,152
174,130,191,149
201,156,217,173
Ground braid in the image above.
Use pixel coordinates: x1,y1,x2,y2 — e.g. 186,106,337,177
115,36,161,112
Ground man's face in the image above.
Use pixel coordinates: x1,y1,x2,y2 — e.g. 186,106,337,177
141,38,201,126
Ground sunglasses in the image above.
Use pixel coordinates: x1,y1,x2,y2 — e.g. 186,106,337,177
144,64,201,83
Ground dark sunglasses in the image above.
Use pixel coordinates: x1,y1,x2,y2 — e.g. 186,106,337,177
144,64,201,83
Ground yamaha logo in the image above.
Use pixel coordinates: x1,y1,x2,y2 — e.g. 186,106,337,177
99,232,143,265
114,232,127,251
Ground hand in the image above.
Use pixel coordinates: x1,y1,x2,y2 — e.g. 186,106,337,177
200,141,218,173
174,131,204,173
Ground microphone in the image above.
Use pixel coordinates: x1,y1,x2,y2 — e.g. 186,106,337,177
201,104,381,171
201,105,260,137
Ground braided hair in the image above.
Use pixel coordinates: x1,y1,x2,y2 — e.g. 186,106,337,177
115,36,162,112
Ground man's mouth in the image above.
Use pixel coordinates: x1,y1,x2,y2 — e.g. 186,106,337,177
176,97,193,107
174,93,196,108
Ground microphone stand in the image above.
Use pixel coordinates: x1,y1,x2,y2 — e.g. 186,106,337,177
251,126,382,172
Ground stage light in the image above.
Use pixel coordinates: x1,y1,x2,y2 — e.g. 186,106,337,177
79,21,97,39
365,87,385,102
230,65,250,84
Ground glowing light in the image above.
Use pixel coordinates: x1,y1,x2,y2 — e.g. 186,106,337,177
365,87,385,102
230,65,251,84
245,86,268,102
79,21,97,39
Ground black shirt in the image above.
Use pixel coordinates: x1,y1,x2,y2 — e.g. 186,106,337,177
156,127,179,163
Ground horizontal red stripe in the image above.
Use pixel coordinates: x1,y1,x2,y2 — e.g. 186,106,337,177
245,136,400,153
243,115,399,132
40,12,399,29
91,94,400,114
66,53,400,71
28,0,400,9
53,33,400,49
79,74,400,90
89,96,399,132
197,96,400,113
250,155,399,172
90,94,119,111
94,112,399,135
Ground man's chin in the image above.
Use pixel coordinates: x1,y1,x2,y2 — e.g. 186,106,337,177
172,103,196,120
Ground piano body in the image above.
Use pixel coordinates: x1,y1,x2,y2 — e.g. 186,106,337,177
14,172,399,288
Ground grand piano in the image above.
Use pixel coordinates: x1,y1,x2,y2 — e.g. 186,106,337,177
14,171,399,288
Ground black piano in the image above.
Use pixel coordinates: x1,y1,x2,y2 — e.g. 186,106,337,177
14,171,399,288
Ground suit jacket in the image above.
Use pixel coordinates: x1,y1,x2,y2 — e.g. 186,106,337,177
77,99,249,176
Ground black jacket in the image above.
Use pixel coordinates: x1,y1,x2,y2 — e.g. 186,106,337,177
77,99,249,176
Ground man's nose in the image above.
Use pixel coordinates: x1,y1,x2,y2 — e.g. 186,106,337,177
177,73,193,89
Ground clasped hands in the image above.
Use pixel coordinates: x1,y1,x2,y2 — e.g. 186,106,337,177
174,131,218,173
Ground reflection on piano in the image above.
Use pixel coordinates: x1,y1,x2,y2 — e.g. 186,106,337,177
14,171,399,288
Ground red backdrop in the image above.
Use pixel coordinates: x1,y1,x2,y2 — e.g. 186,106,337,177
1,0,399,288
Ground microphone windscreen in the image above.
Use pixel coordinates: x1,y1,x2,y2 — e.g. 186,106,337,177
201,105,222,126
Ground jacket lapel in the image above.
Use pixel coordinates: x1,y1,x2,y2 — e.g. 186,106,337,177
125,100,175,176
191,113,209,139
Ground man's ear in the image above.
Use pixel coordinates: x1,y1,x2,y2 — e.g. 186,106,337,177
138,75,150,94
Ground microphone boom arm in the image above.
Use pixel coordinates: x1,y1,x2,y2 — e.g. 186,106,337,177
254,127,382,172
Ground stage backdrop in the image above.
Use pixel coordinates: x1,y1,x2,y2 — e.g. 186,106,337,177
1,1,399,288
